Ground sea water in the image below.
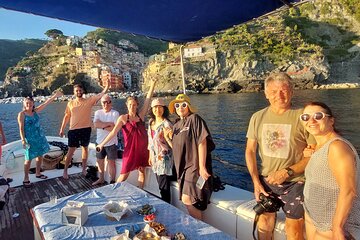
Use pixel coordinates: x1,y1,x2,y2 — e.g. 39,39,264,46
1,88,360,191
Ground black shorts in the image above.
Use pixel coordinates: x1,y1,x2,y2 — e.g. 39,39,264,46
260,176,305,219
68,127,91,148
95,144,118,160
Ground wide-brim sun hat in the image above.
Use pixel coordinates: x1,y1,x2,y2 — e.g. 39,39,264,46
151,98,166,108
168,94,197,114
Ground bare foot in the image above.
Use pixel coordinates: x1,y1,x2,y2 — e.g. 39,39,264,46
82,169,87,176
92,179,104,186
63,172,69,180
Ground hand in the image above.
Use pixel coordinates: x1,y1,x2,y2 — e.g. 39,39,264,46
199,168,211,181
96,144,103,152
59,130,64,137
163,127,173,140
54,90,63,98
332,226,346,240
22,140,29,149
303,145,315,158
149,75,159,85
265,169,288,185
253,183,269,202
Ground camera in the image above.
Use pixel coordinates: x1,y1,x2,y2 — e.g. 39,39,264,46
253,193,282,215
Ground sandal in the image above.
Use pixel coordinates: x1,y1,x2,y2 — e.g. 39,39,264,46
36,174,48,179
23,180,32,188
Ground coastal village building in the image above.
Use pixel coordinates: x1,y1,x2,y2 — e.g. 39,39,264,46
184,45,204,58
123,72,132,89
100,69,124,90
66,36,81,46
75,48,83,56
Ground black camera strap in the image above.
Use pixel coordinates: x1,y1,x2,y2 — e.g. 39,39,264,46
252,213,260,240
252,213,277,240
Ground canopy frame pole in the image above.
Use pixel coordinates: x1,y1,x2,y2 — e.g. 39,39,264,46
180,45,186,94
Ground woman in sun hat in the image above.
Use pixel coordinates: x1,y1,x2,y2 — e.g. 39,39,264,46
164,93,215,220
147,98,174,203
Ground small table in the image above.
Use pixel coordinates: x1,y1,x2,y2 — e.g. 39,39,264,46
31,182,233,239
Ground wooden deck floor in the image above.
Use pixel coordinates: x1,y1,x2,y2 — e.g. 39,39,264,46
0,173,107,240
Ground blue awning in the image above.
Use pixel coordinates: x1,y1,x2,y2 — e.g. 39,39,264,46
0,0,300,43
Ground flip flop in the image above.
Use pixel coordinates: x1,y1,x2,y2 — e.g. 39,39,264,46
35,174,48,179
23,180,32,188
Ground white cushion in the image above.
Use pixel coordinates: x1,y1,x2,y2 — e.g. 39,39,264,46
210,185,254,212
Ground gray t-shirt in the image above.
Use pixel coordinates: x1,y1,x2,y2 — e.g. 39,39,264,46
246,107,314,181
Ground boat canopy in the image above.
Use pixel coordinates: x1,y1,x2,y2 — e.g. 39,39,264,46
0,0,300,43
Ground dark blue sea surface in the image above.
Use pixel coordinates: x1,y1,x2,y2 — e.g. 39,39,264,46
1,89,360,191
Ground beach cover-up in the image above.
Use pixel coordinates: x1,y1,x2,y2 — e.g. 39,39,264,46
24,112,50,161
121,115,149,173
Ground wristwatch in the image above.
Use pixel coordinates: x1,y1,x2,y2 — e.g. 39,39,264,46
285,167,294,177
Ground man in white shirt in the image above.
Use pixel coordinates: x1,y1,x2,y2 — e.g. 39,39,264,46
93,94,119,185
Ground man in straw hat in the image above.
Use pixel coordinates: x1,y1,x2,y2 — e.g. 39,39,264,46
165,93,215,220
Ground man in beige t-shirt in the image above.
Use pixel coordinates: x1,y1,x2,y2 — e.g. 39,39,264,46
59,81,109,179
245,72,315,240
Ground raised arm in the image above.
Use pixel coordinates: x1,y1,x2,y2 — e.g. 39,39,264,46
329,140,357,239
97,115,126,150
94,78,110,102
138,77,157,120
35,91,63,113
17,112,26,148
0,122,6,145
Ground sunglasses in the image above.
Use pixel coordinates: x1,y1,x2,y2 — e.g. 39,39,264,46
102,100,112,104
300,112,330,122
174,102,188,109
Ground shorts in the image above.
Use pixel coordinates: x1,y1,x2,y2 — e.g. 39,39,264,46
95,144,118,160
180,171,212,211
68,127,91,148
260,175,304,219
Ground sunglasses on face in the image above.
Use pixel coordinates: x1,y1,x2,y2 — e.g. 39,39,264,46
102,100,112,104
174,102,188,109
300,112,330,122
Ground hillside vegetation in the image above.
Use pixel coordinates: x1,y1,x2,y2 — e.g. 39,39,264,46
0,39,47,81
143,0,360,93
86,28,168,56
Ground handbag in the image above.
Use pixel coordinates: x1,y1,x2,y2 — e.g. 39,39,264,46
42,153,64,170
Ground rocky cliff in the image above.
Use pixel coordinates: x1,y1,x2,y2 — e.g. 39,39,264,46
142,0,360,93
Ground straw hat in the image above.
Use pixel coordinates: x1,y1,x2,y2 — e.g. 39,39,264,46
151,98,166,108
168,94,197,114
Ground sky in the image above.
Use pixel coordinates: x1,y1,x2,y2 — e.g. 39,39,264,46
0,8,96,40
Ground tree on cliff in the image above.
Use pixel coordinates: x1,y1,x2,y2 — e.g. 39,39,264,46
45,29,64,39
